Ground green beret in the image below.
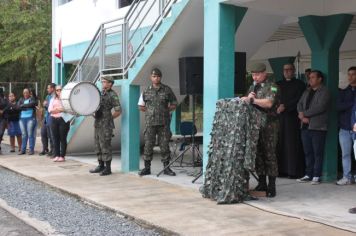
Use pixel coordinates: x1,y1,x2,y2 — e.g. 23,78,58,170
102,76,114,83
151,68,162,77
249,63,266,73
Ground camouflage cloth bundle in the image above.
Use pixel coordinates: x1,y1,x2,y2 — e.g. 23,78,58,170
200,98,266,204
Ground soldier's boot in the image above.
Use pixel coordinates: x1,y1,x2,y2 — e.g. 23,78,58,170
100,161,112,176
138,160,151,176
89,160,105,173
267,176,276,198
254,175,267,192
163,161,176,176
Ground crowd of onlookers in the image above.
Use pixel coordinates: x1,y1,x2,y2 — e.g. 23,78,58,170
0,83,71,162
274,65,356,187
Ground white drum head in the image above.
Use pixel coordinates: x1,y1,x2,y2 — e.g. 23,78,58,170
63,82,100,116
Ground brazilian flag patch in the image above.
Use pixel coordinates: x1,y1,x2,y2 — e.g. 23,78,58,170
271,86,277,93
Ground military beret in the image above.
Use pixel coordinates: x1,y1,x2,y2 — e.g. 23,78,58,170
249,62,266,73
151,68,162,77
102,76,114,83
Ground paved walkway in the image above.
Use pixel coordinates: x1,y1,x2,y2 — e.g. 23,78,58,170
0,151,355,235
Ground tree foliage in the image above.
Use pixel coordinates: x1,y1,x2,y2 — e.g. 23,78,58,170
0,0,51,99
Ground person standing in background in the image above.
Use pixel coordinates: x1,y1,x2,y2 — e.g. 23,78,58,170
336,67,356,185
89,76,121,176
276,63,306,178
138,68,177,176
40,83,56,157
0,88,9,152
3,92,22,152
48,85,70,162
297,70,331,185
18,88,38,155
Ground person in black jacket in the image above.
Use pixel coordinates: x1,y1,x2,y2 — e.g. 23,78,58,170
18,88,38,155
0,88,9,151
336,66,356,185
276,63,306,178
3,92,22,152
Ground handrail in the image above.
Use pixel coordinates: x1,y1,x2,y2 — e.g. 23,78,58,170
67,0,180,84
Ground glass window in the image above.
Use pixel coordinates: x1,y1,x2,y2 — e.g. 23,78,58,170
118,0,134,8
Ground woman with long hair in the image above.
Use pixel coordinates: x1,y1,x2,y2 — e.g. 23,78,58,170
48,85,70,162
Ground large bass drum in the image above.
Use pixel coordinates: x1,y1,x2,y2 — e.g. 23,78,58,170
61,82,101,116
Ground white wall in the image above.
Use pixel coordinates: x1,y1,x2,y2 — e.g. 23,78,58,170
55,0,129,47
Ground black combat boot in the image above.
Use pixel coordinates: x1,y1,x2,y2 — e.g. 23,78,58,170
254,175,267,192
138,160,151,176
163,161,176,176
89,160,105,173
267,176,276,198
100,161,112,176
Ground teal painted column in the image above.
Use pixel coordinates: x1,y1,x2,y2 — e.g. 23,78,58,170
299,14,353,181
268,56,296,82
170,105,181,135
203,1,247,172
55,63,61,85
120,83,140,172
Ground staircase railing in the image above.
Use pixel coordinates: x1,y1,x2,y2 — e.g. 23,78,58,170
68,0,180,84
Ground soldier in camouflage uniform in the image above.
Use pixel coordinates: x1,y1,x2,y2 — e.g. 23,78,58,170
241,62,279,197
138,68,177,176
89,76,122,176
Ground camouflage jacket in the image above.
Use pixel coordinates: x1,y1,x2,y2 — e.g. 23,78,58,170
94,89,121,129
142,83,177,126
247,80,280,120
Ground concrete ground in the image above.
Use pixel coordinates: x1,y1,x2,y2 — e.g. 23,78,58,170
0,137,356,235
0,206,43,236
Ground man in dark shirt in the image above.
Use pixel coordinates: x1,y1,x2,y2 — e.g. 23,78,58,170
276,63,306,178
336,66,356,185
297,70,331,185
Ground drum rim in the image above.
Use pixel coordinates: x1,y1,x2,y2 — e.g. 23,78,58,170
64,81,101,116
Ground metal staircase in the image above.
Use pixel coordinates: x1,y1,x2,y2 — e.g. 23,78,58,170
67,0,182,84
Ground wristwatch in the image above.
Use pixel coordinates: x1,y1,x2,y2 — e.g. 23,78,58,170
250,97,254,104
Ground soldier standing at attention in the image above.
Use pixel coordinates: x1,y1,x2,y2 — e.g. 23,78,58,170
89,76,121,176
241,63,280,197
138,68,178,176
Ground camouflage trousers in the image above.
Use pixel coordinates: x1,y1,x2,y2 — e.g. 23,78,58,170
94,127,113,162
256,119,279,177
143,125,171,162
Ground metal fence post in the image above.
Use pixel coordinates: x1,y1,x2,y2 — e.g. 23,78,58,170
99,25,105,72
159,0,163,16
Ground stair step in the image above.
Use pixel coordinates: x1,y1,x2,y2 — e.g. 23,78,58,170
127,0,191,81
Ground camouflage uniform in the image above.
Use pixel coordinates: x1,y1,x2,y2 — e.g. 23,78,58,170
247,80,279,177
94,89,121,162
142,84,177,162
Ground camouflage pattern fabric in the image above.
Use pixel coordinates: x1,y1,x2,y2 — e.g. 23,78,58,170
142,83,177,126
200,99,266,204
143,125,171,162
94,89,121,162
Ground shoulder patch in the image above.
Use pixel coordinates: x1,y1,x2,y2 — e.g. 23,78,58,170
271,86,277,93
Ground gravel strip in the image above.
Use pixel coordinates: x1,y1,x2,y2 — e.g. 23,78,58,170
0,166,161,236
